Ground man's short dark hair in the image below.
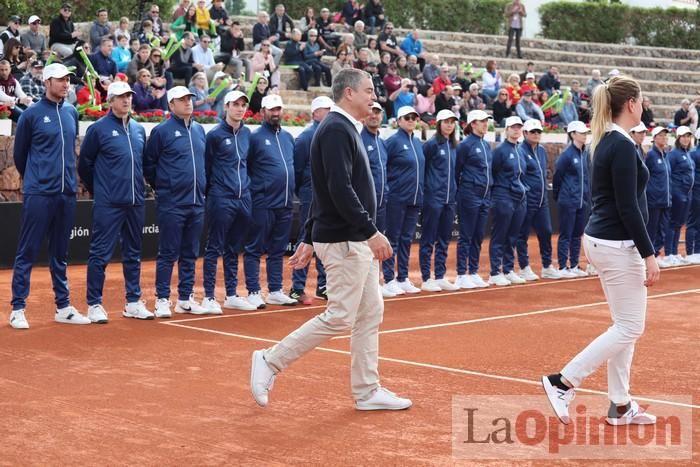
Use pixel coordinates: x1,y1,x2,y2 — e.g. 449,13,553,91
100,36,112,46
183,32,194,40
96,8,107,15
332,68,368,102
232,21,240,26
527,61,534,66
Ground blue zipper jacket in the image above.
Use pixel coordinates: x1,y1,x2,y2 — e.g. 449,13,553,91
293,121,318,204
385,128,425,206
491,140,528,202
143,115,206,208
691,146,700,199
248,122,295,209
455,133,492,200
13,96,78,195
667,147,695,199
78,111,146,206
644,145,672,208
553,143,590,209
519,141,548,208
423,134,457,205
361,126,389,207
204,120,251,199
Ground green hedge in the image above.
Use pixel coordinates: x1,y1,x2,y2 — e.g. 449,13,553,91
0,0,177,25
539,1,700,49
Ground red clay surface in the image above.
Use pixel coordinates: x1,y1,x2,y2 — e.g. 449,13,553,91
0,239,697,466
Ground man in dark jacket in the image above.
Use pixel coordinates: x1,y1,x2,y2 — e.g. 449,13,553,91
89,8,111,51
537,66,560,95
49,3,82,58
216,21,250,80
269,3,295,43
89,37,118,78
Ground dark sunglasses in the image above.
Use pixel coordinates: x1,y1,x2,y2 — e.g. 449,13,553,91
402,114,418,121
527,129,543,134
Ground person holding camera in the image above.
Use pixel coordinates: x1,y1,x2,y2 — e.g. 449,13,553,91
389,78,417,114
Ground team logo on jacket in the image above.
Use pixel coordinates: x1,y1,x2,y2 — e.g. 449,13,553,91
440,149,445,155
112,130,119,137
367,145,374,151
657,159,662,164
476,148,481,153
403,144,409,150
509,153,514,159
225,138,231,145
265,139,271,146
43,116,51,123
174,130,182,137
527,154,533,160
574,158,579,164
683,155,687,160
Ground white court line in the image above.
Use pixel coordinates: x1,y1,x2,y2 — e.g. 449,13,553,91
330,288,700,340
161,320,700,410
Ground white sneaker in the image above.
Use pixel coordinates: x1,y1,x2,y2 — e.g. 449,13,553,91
381,283,397,298
667,255,681,266
488,274,511,287
656,256,671,268
677,255,690,265
201,297,223,315
247,292,266,309
688,253,700,264
9,309,29,329
585,264,598,276
569,266,588,277
224,295,257,311
175,294,208,315
355,387,412,411
397,279,421,294
606,400,657,426
87,304,109,324
505,271,526,285
542,375,575,424
386,279,406,296
455,274,477,289
266,290,298,306
420,279,442,292
154,298,172,318
469,274,489,288
435,278,459,291
123,301,155,320
518,266,539,281
558,268,578,278
250,350,277,407
55,306,91,325
541,265,562,280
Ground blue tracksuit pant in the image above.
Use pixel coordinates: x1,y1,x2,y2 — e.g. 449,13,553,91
291,201,326,291
686,198,700,255
383,200,420,282
456,195,490,276
557,203,586,269
666,194,691,256
203,195,252,298
376,200,387,234
646,207,670,256
516,204,553,269
11,194,76,310
155,205,205,300
489,197,527,276
87,204,145,305
244,207,293,293
419,202,456,281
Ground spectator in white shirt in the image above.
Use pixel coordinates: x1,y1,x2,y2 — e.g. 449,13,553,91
191,34,225,81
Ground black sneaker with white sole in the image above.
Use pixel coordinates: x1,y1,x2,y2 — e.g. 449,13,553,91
315,286,328,300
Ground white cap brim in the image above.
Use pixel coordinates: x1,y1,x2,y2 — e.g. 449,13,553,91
43,63,75,81
630,123,647,133
504,116,524,128
310,96,334,113
224,90,248,105
435,109,458,122
106,82,133,100
676,125,692,137
466,109,491,124
396,106,418,119
167,86,195,102
522,119,543,132
651,127,668,138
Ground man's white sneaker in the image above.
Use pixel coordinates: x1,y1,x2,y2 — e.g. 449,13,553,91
9,309,29,329
558,268,578,278
355,387,412,411
541,265,562,280
435,278,459,291
87,304,109,324
667,255,681,266
175,294,208,315
247,292,266,309
569,266,588,277
455,274,477,289
677,255,691,265
266,290,298,306
585,264,598,276
504,271,526,285
488,273,511,287
688,253,700,264
606,400,657,426
420,279,442,292
123,301,155,320
154,298,172,318
542,375,575,424
397,279,421,294
201,297,223,315
55,306,91,325
250,350,277,407
656,256,671,268
519,265,539,281
381,283,397,298
469,274,489,288
386,279,406,295
224,295,257,311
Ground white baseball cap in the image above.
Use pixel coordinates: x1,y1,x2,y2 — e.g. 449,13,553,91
261,94,284,109
504,116,523,128
106,81,133,100
310,95,334,113
630,123,647,133
167,86,194,102
28,15,41,24
396,106,418,119
370,102,383,112
224,90,248,105
608,69,620,77
676,125,692,137
43,63,74,81
525,72,535,80
650,126,668,138
213,70,228,81
566,120,590,134
466,109,490,124
522,119,543,132
435,109,458,122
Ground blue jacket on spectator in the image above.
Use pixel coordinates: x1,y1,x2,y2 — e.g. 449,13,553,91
111,46,132,73
143,115,206,208
422,133,456,205
491,140,528,202
400,34,422,57
89,51,118,78
553,143,590,208
519,140,549,208
361,126,389,207
385,128,425,205
252,22,271,46
293,120,318,203
302,41,323,65
247,121,295,209
644,145,672,208
667,147,696,198
456,133,493,199
78,111,146,206
538,71,560,94
13,96,79,195
283,40,304,65
204,120,251,199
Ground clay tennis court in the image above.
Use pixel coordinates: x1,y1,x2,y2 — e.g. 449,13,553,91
0,239,697,466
